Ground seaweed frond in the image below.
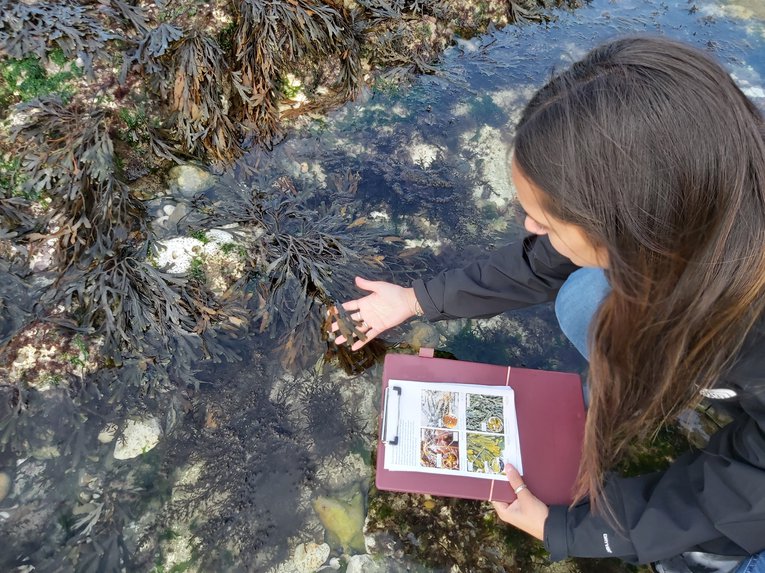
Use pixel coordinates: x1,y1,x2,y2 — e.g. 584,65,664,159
0,0,116,77
0,196,37,240
11,97,145,268
232,0,361,147
208,183,384,336
44,245,248,371
163,31,241,164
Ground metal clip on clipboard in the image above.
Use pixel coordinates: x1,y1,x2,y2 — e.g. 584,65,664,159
382,385,401,445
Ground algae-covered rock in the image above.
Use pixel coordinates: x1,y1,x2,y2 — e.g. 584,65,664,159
312,491,366,554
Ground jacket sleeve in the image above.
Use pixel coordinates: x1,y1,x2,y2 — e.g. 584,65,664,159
544,357,765,564
411,234,579,321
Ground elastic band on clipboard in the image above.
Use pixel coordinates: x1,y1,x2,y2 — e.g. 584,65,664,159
488,480,496,502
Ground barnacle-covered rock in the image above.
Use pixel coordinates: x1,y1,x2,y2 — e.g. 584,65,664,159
151,228,247,294
346,554,385,573
152,236,205,274
0,322,102,390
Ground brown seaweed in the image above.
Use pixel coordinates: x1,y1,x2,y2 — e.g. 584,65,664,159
11,97,146,268
42,244,248,378
231,0,362,147
161,31,242,165
0,0,115,77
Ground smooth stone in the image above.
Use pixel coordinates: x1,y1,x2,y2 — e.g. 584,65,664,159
312,492,366,554
0,472,11,502
168,165,215,197
113,417,162,460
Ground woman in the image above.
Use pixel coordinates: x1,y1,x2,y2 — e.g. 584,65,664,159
331,36,765,571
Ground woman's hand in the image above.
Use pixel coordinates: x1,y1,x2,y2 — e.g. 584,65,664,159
491,464,549,541
329,276,420,350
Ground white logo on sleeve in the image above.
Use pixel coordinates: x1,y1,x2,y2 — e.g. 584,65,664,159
603,533,612,554
699,388,737,400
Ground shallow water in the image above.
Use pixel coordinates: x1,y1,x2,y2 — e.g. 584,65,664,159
2,0,765,571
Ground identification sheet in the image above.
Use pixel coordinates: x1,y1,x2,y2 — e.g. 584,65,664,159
382,379,523,479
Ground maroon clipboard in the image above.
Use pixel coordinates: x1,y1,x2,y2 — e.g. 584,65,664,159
376,350,586,505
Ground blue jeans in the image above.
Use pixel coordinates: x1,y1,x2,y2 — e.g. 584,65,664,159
736,553,765,573
553,268,765,573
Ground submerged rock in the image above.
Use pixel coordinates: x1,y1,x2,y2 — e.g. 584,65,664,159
312,491,366,554
0,472,10,502
293,542,331,572
114,417,162,460
315,453,369,492
269,541,331,573
345,554,385,573
152,236,205,274
168,164,216,197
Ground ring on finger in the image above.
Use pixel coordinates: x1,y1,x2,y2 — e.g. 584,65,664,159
513,483,528,495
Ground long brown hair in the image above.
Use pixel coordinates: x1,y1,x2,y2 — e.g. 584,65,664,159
514,37,765,515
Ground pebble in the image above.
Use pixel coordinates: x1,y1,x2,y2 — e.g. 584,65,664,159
0,472,11,502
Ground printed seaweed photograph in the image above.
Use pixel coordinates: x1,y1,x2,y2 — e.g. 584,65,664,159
466,433,505,475
420,390,458,429
420,429,460,470
466,393,504,433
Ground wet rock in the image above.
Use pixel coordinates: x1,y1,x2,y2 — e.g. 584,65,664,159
201,241,246,296
168,164,216,197
0,323,102,390
292,542,330,572
315,453,369,492
0,472,11,502
406,321,441,349
28,237,57,272
114,417,162,460
312,491,366,554
131,172,165,200
459,125,514,215
409,140,442,169
30,445,59,460
345,554,385,573
152,237,205,274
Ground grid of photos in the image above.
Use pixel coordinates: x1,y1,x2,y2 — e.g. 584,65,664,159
420,390,460,470
466,393,505,475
